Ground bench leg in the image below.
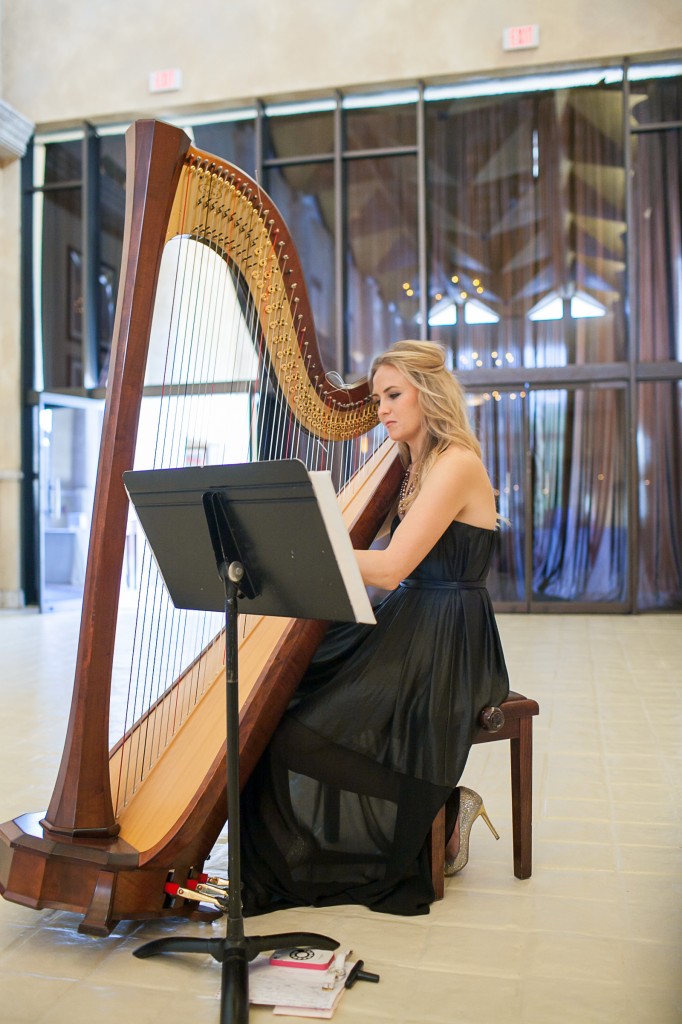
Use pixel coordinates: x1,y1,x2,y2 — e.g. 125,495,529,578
431,708,535,895
510,717,533,879
430,806,445,900
323,785,340,843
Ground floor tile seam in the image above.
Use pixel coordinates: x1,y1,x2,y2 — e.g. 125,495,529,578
335,1015,476,1024
0,966,83,983
602,753,675,761
536,811,626,819
513,926,636,941
541,816,682,833
535,836,624,846
539,814,624,823
516,968,637,985
610,819,682,829
606,786,682,798
608,835,682,848
59,973,222,995
441,882,534,897
617,934,682,949
615,866,682,878
429,904,531,922
533,864,623,876
392,961,522,982
409,921,528,937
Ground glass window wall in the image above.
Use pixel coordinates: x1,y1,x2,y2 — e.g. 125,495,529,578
97,134,126,386
629,67,682,126
530,386,628,604
23,63,682,611
38,140,83,389
345,154,419,375
264,109,333,160
193,119,257,175
345,100,417,150
637,380,682,609
471,389,527,604
265,162,337,368
631,109,682,363
426,85,627,370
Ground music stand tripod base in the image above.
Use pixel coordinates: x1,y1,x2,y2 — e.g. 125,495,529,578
130,482,340,1024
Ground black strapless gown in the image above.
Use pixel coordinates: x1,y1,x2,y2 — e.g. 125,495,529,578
240,519,509,917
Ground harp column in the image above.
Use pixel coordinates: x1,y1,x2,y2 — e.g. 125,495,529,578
41,120,192,838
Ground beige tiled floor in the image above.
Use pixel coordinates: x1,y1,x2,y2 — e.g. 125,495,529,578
0,610,680,1023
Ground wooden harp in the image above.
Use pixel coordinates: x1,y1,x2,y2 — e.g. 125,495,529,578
0,119,401,934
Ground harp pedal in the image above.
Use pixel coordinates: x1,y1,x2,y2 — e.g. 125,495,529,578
196,872,230,890
164,881,227,911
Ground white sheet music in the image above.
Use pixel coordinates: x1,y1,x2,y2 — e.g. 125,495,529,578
309,470,376,625
248,953,350,1013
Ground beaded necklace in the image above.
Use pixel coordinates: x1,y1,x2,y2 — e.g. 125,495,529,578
398,468,417,518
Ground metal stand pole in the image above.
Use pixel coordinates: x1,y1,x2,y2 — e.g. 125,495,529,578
134,524,338,1023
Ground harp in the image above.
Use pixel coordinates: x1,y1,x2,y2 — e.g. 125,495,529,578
0,119,401,935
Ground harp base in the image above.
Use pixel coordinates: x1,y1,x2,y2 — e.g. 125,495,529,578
39,817,121,839
0,813,219,936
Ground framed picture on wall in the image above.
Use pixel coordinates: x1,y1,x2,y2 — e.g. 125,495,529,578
68,248,83,341
67,351,83,387
97,263,117,386
98,264,116,344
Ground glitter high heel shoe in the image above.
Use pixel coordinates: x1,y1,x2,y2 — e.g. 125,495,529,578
444,786,500,876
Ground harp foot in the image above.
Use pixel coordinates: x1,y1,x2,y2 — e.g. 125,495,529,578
79,870,118,936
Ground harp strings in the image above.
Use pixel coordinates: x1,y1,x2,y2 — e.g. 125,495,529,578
113,170,228,806
112,156,382,813
114,164,273,808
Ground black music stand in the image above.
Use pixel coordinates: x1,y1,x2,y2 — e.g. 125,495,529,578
123,459,375,1024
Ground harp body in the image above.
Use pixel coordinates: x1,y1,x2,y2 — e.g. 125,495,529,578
0,120,401,934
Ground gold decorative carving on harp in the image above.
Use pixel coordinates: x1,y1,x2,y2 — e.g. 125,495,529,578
0,120,401,934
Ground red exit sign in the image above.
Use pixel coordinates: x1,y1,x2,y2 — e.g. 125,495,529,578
503,24,540,50
148,68,183,93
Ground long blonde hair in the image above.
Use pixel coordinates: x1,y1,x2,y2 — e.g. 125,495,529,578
369,340,481,513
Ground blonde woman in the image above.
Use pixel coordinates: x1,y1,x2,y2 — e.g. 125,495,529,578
241,341,509,916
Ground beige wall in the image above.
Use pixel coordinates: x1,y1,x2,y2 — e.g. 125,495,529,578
4,0,682,127
0,0,681,606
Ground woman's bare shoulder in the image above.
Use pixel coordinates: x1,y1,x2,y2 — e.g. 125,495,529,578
433,444,485,478
428,446,497,528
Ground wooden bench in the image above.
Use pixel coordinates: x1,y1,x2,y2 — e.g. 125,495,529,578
430,690,540,899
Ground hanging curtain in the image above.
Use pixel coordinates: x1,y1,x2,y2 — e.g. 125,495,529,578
426,84,629,604
632,78,682,608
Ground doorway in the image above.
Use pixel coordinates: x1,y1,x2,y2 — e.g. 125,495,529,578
38,393,104,611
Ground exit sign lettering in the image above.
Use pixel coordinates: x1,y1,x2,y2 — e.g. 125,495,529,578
149,68,183,94
503,24,540,51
